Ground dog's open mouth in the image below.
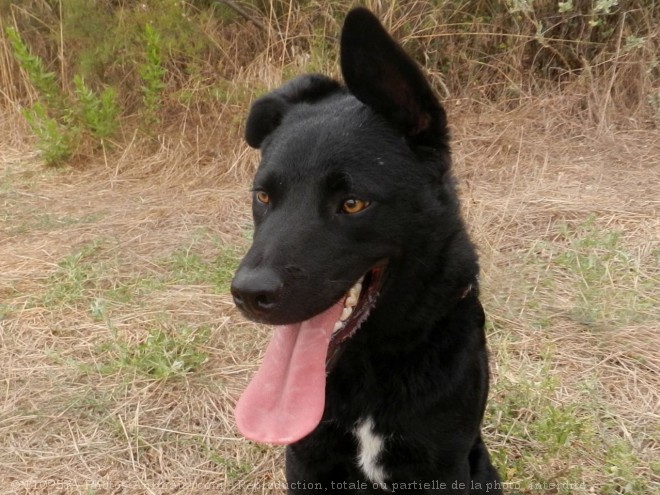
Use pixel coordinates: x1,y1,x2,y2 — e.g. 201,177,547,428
234,264,386,445
327,264,385,365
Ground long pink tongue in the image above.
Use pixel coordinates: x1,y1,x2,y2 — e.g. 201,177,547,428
235,302,343,445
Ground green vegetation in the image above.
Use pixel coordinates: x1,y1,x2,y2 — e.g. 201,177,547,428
164,244,241,292
2,1,658,166
488,355,649,494
5,26,120,164
39,235,239,310
101,325,211,379
73,75,120,141
4,25,61,108
43,239,107,307
482,211,658,494
529,215,658,328
140,23,166,127
6,26,77,164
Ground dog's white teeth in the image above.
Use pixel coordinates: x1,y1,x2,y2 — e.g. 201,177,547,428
336,275,365,331
349,284,361,301
340,306,353,322
345,276,364,307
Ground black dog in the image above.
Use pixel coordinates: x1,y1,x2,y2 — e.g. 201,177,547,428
231,8,502,494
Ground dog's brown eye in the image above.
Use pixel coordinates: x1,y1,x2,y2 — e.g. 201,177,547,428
255,191,270,205
341,198,370,214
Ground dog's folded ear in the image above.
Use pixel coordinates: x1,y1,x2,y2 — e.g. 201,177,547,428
245,75,341,148
340,8,447,150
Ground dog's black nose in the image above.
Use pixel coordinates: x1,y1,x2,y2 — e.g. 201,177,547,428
231,267,283,317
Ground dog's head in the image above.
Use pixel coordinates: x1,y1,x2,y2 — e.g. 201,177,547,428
232,7,452,326
233,8,458,444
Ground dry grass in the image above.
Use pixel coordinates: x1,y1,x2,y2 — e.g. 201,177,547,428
451,105,659,492
1,3,659,494
2,98,658,493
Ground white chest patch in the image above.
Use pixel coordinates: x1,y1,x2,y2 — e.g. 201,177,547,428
354,416,388,487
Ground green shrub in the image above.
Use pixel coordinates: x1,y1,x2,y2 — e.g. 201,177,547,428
73,75,120,141
5,26,121,163
140,23,166,127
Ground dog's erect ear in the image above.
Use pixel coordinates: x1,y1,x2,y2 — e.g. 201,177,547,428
245,74,341,148
340,8,447,149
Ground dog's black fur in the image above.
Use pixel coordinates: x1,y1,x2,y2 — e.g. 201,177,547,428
231,8,501,494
